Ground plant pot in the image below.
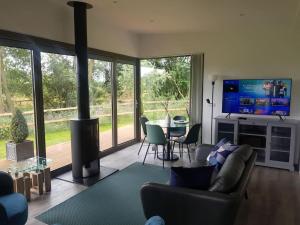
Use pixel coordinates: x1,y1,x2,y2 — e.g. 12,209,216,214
6,140,34,161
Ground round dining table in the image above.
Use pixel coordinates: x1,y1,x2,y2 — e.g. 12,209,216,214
146,119,189,161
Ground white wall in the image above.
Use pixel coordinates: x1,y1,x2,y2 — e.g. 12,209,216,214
138,30,300,144
0,0,139,57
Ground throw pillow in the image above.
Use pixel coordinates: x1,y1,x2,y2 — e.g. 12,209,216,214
207,142,238,170
206,137,230,163
212,137,231,151
170,166,215,190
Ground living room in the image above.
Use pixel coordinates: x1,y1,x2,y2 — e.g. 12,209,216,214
0,0,300,225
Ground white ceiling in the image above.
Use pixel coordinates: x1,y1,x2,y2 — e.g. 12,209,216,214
50,0,300,34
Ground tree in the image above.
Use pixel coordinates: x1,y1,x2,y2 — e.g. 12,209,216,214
144,56,190,113
42,54,77,108
0,46,32,113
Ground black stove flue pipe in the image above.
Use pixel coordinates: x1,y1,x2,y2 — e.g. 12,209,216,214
68,1,100,179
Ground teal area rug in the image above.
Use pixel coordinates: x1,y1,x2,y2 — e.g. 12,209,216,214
36,163,170,225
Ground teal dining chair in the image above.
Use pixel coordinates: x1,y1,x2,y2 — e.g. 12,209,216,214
173,123,201,163
144,124,168,168
138,116,149,155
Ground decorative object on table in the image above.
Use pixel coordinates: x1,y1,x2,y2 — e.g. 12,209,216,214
172,123,202,162
170,165,215,190
138,116,149,155
206,75,217,144
0,171,28,225
170,115,187,139
6,109,34,161
165,113,171,124
144,124,168,168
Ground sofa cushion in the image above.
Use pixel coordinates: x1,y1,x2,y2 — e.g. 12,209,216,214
207,142,239,170
209,153,245,193
170,166,215,190
231,144,253,162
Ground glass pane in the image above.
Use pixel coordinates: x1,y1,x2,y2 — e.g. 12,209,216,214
271,126,291,137
239,124,266,135
89,59,113,151
270,151,289,162
41,53,77,170
0,46,36,162
271,137,290,151
116,63,135,144
218,123,234,132
140,57,190,122
218,133,234,143
238,134,266,148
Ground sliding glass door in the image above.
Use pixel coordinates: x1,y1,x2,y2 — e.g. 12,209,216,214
0,46,36,160
41,52,77,170
89,59,113,151
0,34,139,173
116,63,136,145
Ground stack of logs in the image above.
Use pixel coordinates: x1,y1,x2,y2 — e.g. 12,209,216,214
11,167,51,201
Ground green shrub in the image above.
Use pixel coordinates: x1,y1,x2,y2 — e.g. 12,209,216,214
10,109,29,143
0,126,10,140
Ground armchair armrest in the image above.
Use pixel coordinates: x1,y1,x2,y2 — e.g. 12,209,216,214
0,172,14,196
141,182,241,225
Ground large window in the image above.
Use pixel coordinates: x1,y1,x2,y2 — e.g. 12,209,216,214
89,59,113,151
0,46,36,160
0,31,139,173
41,52,77,170
141,56,191,121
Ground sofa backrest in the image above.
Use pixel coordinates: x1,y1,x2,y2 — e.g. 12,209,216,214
209,145,254,194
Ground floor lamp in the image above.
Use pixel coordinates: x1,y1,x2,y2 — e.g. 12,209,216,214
206,77,216,144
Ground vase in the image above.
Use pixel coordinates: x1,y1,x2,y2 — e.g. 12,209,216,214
165,113,171,124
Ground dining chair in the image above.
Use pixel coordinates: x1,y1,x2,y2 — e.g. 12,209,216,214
173,123,201,163
138,116,149,155
144,124,168,168
170,115,187,139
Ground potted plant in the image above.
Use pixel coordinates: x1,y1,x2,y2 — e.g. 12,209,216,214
6,109,34,161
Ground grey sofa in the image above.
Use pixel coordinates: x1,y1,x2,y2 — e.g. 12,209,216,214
140,144,257,225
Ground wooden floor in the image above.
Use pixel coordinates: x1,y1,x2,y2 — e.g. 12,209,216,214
25,143,300,225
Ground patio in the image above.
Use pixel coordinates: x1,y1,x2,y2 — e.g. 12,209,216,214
0,125,134,172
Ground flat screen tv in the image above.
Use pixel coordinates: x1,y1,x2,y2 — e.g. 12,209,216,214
222,79,292,116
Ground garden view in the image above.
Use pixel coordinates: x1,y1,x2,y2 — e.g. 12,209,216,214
0,45,190,169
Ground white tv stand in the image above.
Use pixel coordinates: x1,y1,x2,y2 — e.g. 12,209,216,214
215,116,300,171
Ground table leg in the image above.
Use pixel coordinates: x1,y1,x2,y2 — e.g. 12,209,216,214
31,171,44,195
157,127,179,161
44,167,51,192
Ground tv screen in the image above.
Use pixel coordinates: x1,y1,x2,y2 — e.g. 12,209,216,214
222,79,292,116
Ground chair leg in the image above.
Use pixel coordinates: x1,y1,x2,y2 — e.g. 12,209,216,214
138,136,146,155
187,144,191,163
162,146,165,168
143,143,150,165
